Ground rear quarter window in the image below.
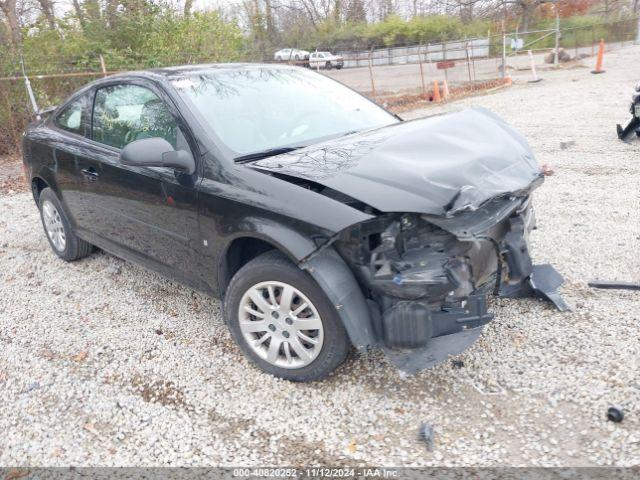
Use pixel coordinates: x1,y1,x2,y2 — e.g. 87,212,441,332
54,94,91,137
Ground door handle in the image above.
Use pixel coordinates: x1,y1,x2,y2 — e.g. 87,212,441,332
81,168,99,181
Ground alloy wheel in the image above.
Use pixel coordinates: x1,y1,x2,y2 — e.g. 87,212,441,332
238,281,324,369
42,200,66,252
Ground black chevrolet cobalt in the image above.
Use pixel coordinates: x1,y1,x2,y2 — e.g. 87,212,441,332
23,64,562,381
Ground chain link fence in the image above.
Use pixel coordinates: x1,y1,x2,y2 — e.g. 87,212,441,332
0,17,637,156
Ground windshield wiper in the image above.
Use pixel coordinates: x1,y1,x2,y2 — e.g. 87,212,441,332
234,146,304,163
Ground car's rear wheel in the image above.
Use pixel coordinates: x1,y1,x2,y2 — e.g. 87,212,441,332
39,188,93,261
224,250,350,381
325,61,333,70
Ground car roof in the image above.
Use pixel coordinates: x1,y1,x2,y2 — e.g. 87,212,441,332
103,63,300,81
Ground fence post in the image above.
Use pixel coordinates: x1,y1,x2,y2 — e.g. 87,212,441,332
368,47,376,100
442,42,449,86
554,10,560,67
502,32,506,79
465,41,472,83
418,45,426,97
99,55,107,77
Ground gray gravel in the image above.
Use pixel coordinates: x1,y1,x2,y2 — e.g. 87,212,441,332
1,45,640,467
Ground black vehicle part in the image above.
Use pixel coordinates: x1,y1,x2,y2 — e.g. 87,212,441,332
38,188,94,262
120,137,196,174
588,280,640,291
224,250,350,382
432,294,494,336
382,327,484,375
616,117,640,142
382,294,493,348
382,294,493,349
382,302,432,348
607,406,624,423
300,247,377,350
500,263,570,312
251,107,543,216
335,213,480,303
501,216,533,283
418,423,435,451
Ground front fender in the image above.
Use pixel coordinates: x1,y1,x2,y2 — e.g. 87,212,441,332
300,247,377,350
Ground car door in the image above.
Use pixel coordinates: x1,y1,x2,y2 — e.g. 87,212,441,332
39,92,93,224
74,81,202,280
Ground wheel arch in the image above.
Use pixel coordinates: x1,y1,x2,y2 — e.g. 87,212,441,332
31,176,49,204
219,233,377,350
218,233,301,299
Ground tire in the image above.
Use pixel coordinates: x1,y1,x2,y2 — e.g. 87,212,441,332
38,187,93,261
325,61,333,70
336,64,343,70
224,250,350,382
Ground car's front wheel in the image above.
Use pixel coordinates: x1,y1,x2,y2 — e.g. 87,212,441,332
224,250,350,381
325,61,333,70
38,187,93,261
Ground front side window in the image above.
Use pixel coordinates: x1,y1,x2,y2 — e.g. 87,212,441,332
92,84,180,150
55,94,90,136
171,67,398,157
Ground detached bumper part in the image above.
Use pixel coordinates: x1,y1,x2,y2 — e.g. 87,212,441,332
617,116,640,142
381,294,493,373
383,327,484,375
500,263,570,312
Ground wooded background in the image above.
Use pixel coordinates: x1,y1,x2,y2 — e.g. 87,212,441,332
0,0,638,155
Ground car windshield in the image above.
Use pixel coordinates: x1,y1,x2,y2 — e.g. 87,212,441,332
171,67,398,157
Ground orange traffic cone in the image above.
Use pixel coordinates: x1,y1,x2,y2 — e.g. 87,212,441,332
432,80,441,102
592,39,605,74
505,74,513,86
443,78,450,99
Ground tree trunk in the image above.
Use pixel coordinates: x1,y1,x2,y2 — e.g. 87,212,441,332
183,0,193,17
72,0,87,30
36,0,56,29
520,1,536,33
333,0,341,24
106,0,118,28
0,0,21,46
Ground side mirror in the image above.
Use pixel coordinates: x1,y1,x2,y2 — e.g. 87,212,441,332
120,137,196,175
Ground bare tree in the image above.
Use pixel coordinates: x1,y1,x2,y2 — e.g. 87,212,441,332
35,0,55,28
0,0,21,45
184,0,193,16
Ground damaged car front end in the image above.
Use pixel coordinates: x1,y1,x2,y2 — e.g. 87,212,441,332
253,107,568,374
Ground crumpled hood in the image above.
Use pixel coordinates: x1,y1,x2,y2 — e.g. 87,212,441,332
251,107,543,216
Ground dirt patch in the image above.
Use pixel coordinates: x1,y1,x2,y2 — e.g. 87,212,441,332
0,155,28,195
373,79,509,114
130,375,193,411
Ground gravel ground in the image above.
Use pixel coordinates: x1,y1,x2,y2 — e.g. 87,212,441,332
1,45,639,468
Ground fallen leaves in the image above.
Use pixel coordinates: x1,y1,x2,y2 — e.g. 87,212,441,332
71,351,88,362
346,439,357,454
83,422,99,436
5,469,29,480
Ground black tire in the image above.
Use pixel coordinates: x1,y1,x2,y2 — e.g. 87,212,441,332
224,250,350,382
38,187,93,261
336,64,343,70
325,61,333,70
